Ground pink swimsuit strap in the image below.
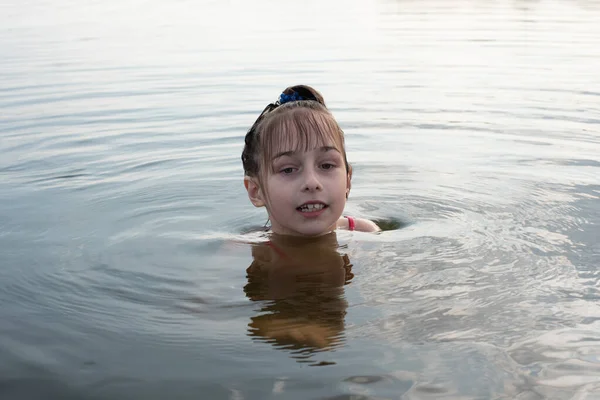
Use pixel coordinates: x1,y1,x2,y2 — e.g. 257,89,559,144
265,240,289,259
345,216,355,231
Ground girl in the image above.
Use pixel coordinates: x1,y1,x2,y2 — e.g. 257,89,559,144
242,85,380,237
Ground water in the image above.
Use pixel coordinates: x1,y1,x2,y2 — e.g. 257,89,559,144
1,0,599,398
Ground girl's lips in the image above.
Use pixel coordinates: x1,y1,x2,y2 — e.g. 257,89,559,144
298,201,326,207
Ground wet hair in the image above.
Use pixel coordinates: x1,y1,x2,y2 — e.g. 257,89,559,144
241,85,349,180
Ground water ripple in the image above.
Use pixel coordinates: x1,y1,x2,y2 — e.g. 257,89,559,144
1,0,600,398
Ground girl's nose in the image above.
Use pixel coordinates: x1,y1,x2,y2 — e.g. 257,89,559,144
302,169,322,192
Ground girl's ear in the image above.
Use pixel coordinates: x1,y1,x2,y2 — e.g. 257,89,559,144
346,165,353,198
244,176,266,207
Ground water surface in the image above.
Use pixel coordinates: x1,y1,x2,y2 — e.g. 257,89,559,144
1,0,599,399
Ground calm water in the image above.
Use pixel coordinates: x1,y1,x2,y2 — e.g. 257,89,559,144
1,0,600,398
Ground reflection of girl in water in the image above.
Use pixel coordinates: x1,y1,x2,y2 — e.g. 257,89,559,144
244,232,353,359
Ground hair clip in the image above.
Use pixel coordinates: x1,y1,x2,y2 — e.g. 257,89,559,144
278,91,304,105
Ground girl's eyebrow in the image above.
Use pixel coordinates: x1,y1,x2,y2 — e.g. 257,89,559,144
272,146,340,161
321,146,340,154
272,150,295,161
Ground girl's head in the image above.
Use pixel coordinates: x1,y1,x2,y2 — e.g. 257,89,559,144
242,85,352,237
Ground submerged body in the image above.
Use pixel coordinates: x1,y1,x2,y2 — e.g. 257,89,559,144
244,232,353,353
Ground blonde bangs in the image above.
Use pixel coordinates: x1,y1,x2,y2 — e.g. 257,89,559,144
258,106,347,175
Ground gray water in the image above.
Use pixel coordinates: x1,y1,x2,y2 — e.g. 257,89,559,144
1,0,600,398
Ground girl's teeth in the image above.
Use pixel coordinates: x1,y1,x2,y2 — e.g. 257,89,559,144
300,204,324,211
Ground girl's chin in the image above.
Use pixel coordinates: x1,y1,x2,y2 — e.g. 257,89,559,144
269,212,340,237
272,224,336,237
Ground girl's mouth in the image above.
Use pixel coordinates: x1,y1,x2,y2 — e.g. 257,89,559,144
297,203,327,213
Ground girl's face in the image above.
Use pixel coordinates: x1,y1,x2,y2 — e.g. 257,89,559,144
266,143,349,236
247,139,351,237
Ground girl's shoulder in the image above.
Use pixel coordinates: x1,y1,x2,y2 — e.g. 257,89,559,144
337,216,381,233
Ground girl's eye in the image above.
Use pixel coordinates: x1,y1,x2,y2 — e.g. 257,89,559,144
281,167,295,174
321,163,335,170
